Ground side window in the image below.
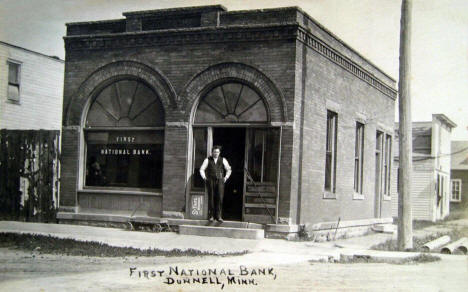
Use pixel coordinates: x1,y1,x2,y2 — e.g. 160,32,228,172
451,179,461,202
324,110,338,193
383,134,392,195
354,122,365,194
7,61,21,102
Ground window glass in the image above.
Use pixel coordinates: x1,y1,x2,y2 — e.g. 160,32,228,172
325,111,337,192
85,131,163,189
7,62,20,101
86,80,164,128
375,131,384,197
195,82,268,123
248,129,264,182
264,128,280,182
8,63,19,84
247,128,279,183
85,80,164,190
451,179,461,201
192,128,207,189
354,122,365,194
384,134,392,194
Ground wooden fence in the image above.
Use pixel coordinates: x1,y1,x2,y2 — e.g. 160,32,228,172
0,130,60,222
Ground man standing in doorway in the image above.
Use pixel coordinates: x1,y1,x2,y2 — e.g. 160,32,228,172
200,145,232,222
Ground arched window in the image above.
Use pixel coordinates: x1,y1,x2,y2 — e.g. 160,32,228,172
84,80,164,190
195,82,268,123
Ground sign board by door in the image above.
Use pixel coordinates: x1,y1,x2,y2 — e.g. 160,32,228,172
189,192,206,219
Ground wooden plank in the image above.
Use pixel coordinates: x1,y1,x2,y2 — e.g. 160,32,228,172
245,192,276,198
244,214,275,224
245,197,276,204
246,181,275,186
246,185,276,193
244,203,276,208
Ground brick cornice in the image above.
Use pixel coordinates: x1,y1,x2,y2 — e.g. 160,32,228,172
64,23,396,99
64,23,299,51
296,27,397,99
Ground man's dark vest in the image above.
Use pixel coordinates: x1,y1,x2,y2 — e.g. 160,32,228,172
207,156,224,180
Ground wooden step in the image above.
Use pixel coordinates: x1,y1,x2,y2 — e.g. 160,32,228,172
178,225,264,239
167,219,263,229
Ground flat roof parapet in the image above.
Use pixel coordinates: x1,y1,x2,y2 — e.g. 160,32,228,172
63,5,397,94
122,5,227,17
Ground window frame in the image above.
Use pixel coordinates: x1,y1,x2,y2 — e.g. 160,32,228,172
324,110,338,198
82,79,165,192
450,179,462,202
83,127,165,191
382,133,392,200
191,126,208,190
353,121,365,199
375,131,384,199
6,59,22,103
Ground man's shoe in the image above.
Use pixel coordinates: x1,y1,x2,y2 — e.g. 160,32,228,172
217,218,223,223
208,217,214,222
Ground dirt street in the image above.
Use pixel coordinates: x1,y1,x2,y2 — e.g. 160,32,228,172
0,247,467,292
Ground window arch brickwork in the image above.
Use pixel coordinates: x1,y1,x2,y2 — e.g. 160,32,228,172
195,82,268,123
64,60,176,127
180,62,288,123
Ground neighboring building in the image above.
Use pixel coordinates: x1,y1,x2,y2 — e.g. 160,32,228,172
391,114,457,221
0,41,64,129
58,5,397,238
450,141,468,217
0,41,64,221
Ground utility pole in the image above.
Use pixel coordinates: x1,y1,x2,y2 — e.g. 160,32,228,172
398,0,413,250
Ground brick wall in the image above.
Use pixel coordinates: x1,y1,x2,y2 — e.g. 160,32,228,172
297,41,396,226
61,38,297,216
162,125,189,213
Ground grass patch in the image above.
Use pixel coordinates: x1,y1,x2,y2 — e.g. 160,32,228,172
331,253,441,265
0,232,248,257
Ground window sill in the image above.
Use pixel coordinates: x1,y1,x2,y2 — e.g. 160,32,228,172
79,188,162,196
353,192,365,200
323,191,337,199
382,195,391,201
450,200,461,203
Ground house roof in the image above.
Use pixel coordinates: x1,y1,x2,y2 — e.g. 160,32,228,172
0,41,64,63
433,114,457,129
451,141,468,170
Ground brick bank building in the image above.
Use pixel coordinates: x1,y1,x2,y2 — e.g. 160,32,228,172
58,5,397,238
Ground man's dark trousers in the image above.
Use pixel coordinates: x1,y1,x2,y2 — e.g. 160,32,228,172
206,178,224,220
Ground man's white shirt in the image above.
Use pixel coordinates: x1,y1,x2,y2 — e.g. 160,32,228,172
199,157,232,181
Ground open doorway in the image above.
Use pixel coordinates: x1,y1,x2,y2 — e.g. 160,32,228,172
213,127,245,221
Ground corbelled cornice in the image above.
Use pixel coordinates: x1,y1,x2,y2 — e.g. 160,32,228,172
64,24,298,50
64,23,397,99
296,27,397,99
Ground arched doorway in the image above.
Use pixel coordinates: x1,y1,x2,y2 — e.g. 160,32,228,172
189,82,280,224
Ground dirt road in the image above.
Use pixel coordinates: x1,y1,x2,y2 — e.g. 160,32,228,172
1,247,467,292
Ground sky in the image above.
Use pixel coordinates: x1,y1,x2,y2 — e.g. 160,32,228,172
1,0,467,140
